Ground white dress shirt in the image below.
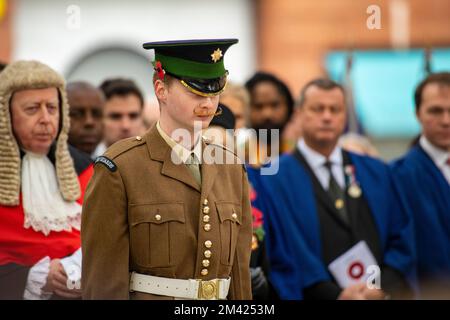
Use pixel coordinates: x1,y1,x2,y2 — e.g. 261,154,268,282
297,139,346,190
24,248,82,300
419,135,450,185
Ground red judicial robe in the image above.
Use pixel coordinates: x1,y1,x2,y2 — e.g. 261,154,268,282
0,146,93,299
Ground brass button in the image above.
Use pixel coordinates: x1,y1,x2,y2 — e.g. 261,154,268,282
232,213,238,219
155,214,162,221
136,136,142,141
203,199,209,206
204,224,211,232
203,206,210,214
204,240,212,248
201,268,208,276
204,250,212,258
203,215,210,223
202,259,210,267
335,199,344,210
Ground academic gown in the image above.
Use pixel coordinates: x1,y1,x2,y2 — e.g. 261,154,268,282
390,145,450,295
247,174,278,300
247,149,416,300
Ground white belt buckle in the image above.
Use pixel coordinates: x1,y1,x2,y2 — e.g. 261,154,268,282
197,279,220,300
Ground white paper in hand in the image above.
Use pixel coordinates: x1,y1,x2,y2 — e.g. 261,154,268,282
328,241,378,288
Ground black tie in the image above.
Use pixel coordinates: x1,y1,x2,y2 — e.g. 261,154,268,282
324,161,349,224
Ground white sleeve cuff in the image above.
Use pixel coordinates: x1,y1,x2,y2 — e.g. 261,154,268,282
23,256,53,300
60,248,82,288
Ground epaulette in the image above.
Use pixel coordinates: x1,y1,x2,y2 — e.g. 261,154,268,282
94,135,145,172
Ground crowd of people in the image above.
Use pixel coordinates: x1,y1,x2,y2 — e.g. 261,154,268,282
0,39,449,300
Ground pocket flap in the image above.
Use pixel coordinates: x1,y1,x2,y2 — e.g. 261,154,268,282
215,202,242,225
129,203,185,226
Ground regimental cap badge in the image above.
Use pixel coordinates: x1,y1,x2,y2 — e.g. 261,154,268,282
211,48,223,63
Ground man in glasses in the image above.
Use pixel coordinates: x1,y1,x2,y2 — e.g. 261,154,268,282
92,78,145,158
82,39,252,300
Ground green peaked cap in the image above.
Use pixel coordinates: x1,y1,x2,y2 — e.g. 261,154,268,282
142,38,238,79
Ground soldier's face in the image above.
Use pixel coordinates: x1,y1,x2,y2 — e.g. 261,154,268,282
163,79,219,131
417,83,450,151
298,86,346,148
10,87,60,155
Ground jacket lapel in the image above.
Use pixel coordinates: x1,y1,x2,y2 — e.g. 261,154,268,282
293,148,351,229
342,151,360,229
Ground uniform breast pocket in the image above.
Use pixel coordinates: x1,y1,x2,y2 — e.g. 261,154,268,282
216,201,242,266
129,202,185,268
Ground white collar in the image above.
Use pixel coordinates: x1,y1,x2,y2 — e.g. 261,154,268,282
21,152,81,236
298,139,343,170
419,135,450,168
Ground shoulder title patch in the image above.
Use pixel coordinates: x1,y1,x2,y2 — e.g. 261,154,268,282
94,156,117,172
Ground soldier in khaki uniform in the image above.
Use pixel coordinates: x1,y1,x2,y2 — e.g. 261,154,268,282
81,39,252,300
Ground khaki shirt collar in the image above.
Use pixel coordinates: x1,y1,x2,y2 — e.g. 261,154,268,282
156,121,202,164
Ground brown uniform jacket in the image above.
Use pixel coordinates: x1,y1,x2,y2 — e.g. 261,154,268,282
81,124,252,299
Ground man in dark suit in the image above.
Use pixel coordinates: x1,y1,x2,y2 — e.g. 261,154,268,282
248,78,415,300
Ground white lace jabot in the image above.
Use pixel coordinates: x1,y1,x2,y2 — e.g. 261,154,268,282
21,152,81,236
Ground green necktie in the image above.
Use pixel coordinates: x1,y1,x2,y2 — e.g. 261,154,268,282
324,161,349,224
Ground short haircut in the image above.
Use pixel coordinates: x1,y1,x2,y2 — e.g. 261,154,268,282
297,78,345,107
67,81,105,99
99,78,144,108
414,72,450,111
245,72,294,119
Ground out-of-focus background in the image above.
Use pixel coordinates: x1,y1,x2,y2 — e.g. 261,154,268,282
1,0,449,159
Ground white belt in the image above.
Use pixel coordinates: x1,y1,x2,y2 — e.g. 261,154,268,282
129,272,231,300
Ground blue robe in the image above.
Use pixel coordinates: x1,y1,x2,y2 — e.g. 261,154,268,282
390,145,450,284
247,151,416,300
